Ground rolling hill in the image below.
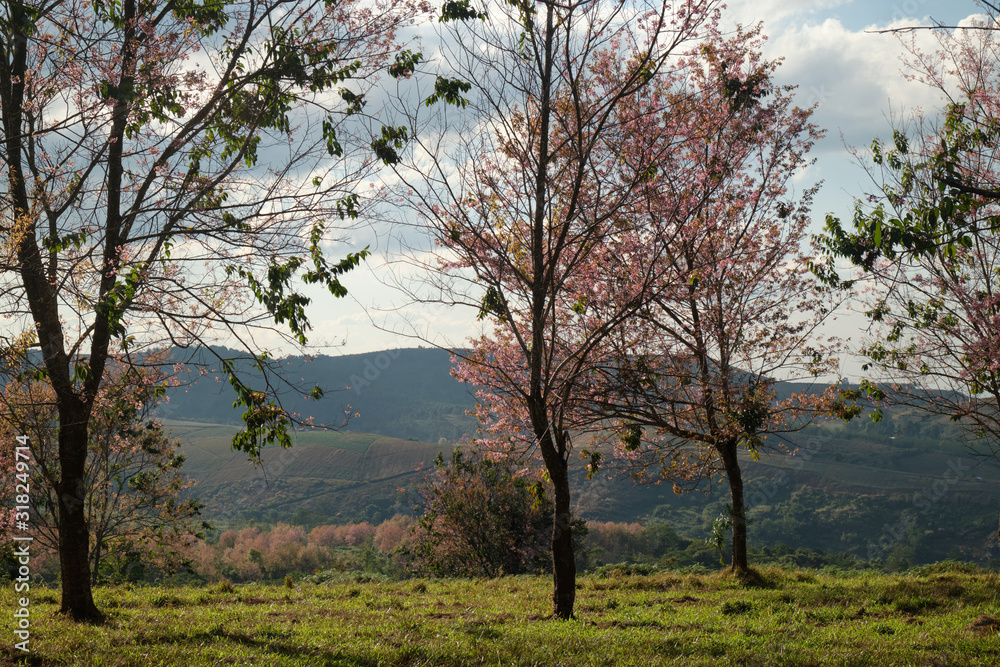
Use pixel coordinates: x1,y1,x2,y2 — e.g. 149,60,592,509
161,347,1000,567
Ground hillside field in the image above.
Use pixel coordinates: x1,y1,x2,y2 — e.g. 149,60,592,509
167,420,440,524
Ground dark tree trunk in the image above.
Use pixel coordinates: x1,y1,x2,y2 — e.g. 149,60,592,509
4,2,103,621
56,411,102,622
534,421,576,619
524,0,576,621
549,455,576,619
718,438,749,574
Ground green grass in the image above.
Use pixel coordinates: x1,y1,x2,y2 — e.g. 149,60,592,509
4,567,999,665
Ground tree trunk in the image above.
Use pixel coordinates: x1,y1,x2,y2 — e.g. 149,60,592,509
549,455,576,619
57,414,102,622
718,439,749,574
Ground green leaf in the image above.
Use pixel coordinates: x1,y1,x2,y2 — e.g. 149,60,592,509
582,449,603,479
424,76,472,109
477,286,508,322
620,423,642,452
439,0,487,22
370,125,409,165
389,50,424,78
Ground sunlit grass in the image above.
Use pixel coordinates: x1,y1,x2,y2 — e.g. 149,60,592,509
2,566,998,665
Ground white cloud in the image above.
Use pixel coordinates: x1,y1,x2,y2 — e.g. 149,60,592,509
769,18,947,149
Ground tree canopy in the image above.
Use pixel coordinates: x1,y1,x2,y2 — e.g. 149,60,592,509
0,0,425,620
817,6,1000,460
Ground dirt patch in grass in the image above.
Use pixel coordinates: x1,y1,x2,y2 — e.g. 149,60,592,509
237,596,271,605
967,616,1000,634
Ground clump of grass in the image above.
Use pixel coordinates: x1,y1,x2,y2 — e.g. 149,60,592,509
968,615,1000,634
210,578,234,594
734,567,775,589
149,592,183,608
592,563,663,578
908,560,981,576
876,578,950,615
34,589,59,604
284,575,294,589
892,595,941,615
719,599,754,615
303,569,391,585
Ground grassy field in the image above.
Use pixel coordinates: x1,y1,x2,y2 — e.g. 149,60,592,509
3,567,999,665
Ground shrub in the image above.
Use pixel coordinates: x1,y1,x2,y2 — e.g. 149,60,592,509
374,515,417,553
345,522,375,547
405,447,553,578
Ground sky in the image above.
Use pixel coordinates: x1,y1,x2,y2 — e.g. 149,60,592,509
296,0,982,374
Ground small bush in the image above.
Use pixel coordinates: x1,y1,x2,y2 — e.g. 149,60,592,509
893,596,941,615
406,447,553,578
908,560,980,576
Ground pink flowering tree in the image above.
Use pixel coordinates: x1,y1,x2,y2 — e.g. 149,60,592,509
0,0,427,620
391,0,724,618
817,7,1000,461
0,356,204,585
576,27,848,576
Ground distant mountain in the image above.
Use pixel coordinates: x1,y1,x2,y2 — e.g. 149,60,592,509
160,347,478,443
168,415,1000,568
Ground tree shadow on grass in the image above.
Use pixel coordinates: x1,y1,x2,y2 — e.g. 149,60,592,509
184,626,407,666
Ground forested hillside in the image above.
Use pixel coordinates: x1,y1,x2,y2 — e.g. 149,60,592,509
162,348,1000,569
